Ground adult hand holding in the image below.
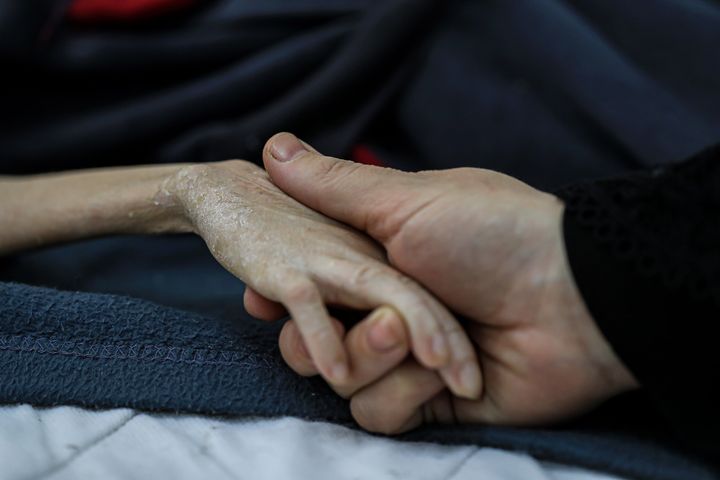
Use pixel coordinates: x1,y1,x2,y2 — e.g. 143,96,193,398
263,132,639,432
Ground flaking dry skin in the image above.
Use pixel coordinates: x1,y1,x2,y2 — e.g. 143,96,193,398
173,161,386,291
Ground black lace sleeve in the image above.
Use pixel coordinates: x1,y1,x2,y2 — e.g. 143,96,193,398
556,144,720,458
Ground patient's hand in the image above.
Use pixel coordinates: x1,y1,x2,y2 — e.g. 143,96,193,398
165,160,480,398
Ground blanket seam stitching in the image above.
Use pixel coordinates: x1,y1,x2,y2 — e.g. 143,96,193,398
0,334,274,367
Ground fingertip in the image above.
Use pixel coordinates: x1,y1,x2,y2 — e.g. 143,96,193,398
278,317,348,379
431,333,451,363
330,362,350,384
460,361,483,400
414,332,451,370
441,360,483,400
304,321,350,385
279,321,316,376
243,286,287,321
324,336,350,384
263,132,288,156
316,348,350,385
265,132,308,164
366,306,406,353
264,132,319,160
262,132,287,172
444,329,483,399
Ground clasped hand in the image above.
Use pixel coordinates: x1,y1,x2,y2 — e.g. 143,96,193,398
167,132,638,434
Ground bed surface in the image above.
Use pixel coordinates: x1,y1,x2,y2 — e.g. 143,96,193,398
0,405,624,480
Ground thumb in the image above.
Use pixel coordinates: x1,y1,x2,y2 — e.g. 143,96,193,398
263,132,420,243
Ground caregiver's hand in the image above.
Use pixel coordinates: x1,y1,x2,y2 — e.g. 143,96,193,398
263,133,639,429
280,307,457,432
165,160,480,397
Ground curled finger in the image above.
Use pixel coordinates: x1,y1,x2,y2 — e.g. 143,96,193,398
316,260,482,399
279,318,345,377
279,274,349,384
350,359,444,434
244,286,287,320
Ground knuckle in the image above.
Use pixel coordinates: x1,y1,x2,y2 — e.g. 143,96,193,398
317,159,364,190
348,264,380,288
305,326,337,347
380,263,424,293
283,280,318,304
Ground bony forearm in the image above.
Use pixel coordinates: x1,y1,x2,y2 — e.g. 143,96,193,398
0,164,194,255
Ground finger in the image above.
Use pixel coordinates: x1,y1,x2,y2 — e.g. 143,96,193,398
243,286,287,321
429,299,484,402
279,318,345,377
350,360,444,435
317,259,482,399
450,394,504,425
332,306,409,398
263,132,422,243
280,307,410,398
279,274,349,383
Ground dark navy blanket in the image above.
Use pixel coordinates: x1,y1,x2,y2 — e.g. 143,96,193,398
3,0,720,189
2,0,720,478
0,237,717,480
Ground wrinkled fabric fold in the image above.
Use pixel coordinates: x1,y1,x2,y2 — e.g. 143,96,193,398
3,0,720,188
3,0,720,478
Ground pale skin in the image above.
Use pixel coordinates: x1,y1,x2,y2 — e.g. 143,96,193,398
258,132,640,433
0,160,481,399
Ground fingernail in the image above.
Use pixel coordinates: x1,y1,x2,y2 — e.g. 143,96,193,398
367,307,401,353
270,132,307,162
459,361,482,399
431,333,449,362
331,362,349,382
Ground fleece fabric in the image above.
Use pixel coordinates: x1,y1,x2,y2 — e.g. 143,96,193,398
2,0,720,478
0,236,717,480
3,0,720,190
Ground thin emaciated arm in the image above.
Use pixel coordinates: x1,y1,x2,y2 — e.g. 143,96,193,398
0,165,192,256
0,155,487,397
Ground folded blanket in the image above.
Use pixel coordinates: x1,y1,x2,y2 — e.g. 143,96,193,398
3,0,720,477
4,0,720,191
0,236,716,480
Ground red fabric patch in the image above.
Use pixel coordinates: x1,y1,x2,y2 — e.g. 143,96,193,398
68,0,197,23
351,144,385,167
